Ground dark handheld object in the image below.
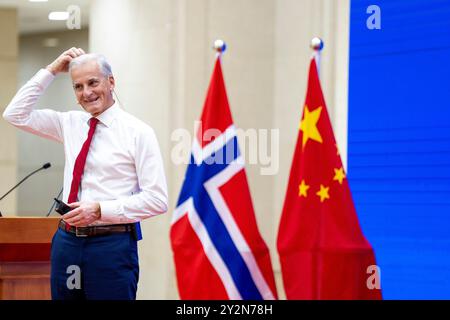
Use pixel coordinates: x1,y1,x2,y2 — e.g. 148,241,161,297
54,198,72,215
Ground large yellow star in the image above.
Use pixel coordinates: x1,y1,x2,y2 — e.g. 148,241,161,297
300,105,323,148
316,184,330,202
298,179,310,197
333,167,346,185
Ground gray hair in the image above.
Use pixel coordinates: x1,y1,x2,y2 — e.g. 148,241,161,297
69,53,113,77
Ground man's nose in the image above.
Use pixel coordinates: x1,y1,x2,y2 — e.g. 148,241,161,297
82,87,93,98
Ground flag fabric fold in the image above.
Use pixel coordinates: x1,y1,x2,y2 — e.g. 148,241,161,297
277,58,382,300
170,57,278,300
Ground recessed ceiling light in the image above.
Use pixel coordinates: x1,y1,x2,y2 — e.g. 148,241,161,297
48,12,69,21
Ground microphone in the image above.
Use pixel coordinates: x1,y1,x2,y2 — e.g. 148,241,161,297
0,162,52,217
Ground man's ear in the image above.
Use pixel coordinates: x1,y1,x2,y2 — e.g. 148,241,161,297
109,75,115,89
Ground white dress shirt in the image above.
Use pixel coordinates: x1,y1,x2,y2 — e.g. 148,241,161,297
3,69,168,225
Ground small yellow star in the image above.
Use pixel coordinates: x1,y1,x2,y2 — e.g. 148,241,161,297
298,180,310,197
316,185,330,202
333,167,346,185
299,105,323,148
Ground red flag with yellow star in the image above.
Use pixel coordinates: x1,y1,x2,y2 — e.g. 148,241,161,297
276,58,382,299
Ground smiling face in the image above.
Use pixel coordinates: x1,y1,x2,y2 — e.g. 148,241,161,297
70,60,115,117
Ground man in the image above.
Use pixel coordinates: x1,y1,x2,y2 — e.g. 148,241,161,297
3,48,168,300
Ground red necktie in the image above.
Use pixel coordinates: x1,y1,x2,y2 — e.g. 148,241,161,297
68,117,99,204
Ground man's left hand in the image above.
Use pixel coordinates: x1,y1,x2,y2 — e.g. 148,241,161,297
63,202,101,227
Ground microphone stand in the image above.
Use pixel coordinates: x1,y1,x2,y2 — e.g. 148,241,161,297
46,188,63,217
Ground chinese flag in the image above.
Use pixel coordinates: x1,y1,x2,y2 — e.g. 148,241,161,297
276,58,382,300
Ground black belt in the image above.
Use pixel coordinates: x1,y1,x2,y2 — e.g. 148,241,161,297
59,220,134,238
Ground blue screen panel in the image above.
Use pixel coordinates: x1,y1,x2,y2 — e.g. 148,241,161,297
348,0,450,299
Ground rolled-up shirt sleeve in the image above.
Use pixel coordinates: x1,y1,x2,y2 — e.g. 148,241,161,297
99,126,168,223
2,69,64,143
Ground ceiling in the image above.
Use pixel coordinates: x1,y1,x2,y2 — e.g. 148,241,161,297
0,0,90,35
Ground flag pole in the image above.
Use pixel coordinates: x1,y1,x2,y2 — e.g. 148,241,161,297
310,36,325,299
213,39,227,58
310,37,324,78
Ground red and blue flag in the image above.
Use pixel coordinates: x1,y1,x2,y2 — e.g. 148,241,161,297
170,57,277,300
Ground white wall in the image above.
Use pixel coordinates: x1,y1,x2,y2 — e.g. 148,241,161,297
0,8,18,217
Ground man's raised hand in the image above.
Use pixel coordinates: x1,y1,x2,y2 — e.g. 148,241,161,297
46,47,85,75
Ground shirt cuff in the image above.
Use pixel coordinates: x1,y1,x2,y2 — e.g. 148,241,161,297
99,200,121,224
34,69,55,90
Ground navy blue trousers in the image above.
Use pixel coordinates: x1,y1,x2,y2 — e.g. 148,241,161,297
50,228,139,300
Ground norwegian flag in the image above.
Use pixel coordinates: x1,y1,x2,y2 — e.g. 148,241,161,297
170,57,278,300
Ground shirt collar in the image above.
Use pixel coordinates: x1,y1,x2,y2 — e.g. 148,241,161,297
90,102,120,128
